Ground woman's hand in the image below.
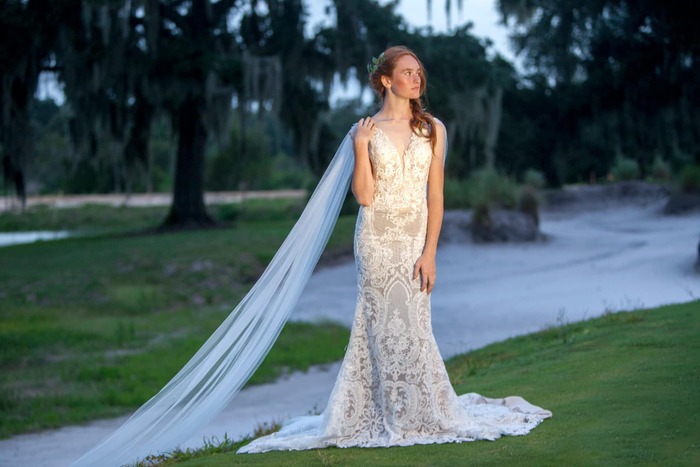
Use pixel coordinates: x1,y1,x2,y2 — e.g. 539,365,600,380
351,117,376,206
413,253,437,294
353,117,376,145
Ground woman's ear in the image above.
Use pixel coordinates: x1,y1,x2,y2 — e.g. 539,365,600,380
382,77,391,88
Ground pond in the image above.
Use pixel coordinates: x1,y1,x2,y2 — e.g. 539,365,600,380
0,231,73,247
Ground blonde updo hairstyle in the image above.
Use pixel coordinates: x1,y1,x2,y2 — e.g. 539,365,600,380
368,45,437,150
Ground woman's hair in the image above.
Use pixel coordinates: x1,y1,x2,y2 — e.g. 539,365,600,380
368,45,437,150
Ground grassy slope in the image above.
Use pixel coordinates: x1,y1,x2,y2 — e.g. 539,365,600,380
0,203,355,437
167,301,699,466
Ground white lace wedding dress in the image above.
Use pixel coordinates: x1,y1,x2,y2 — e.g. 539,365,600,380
238,127,551,454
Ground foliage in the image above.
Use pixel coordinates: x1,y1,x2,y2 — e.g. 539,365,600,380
467,169,518,210
611,155,641,181
405,27,511,177
208,124,273,192
6,0,700,219
443,178,470,210
495,0,700,186
650,155,672,182
523,168,546,189
151,300,700,465
207,117,313,192
679,164,700,194
444,170,540,217
463,169,541,241
0,0,65,204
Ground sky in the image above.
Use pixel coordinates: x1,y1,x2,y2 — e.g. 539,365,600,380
306,0,516,61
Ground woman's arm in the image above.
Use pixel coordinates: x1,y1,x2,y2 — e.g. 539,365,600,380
413,119,446,294
351,118,376,206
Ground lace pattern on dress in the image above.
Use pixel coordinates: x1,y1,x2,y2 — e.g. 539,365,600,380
238,127,551,454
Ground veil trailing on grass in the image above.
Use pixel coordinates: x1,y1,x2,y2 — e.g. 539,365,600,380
71,134,355,467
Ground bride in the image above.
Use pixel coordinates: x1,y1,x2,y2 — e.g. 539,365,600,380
240,45,551,452
71,46,550,466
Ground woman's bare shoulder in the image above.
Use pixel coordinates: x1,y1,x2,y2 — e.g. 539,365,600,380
426,117,445,144
432,116,446,133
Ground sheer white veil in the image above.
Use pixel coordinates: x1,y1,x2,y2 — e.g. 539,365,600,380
71,122,447,467
71,133,356,467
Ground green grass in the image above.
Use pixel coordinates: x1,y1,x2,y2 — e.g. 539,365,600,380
0,198,312,233
0,203,356,437
0,204,167,233
148,301,699,466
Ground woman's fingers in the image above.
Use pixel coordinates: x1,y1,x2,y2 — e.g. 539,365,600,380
355,117,375,143
358,117,375,128
413,258,437,294
424,270,435,294
416,264,432,293
414,260,436,294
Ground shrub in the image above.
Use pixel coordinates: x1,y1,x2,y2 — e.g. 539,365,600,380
611,156,640,181
467,169,518,210
523,168,546,189
679,164,700,193
470,202,492,241
216,204,240,222
650,155,672,181
443,178,470,210
518,185,540,227
207,125,273,191
265,153,314,190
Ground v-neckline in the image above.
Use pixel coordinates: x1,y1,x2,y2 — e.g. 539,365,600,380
375,126,415,158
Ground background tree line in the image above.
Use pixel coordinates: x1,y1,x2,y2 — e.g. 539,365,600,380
1,0,698,227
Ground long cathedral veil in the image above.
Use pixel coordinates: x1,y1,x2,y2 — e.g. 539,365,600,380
71,133,356,467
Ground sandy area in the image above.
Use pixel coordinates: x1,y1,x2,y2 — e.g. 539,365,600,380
0,200,698,466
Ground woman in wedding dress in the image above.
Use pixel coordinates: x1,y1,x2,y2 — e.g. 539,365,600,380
71,46,550,466
238,45,551,454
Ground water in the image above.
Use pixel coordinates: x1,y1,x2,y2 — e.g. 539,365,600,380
0,231,73,247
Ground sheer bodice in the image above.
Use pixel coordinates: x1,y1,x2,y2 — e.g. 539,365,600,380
368,127,430,212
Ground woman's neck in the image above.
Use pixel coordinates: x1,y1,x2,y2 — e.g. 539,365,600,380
376,95,412,121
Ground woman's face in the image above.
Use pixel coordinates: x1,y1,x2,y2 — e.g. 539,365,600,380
385,54,422,100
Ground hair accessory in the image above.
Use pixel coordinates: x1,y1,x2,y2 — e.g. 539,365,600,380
366,52,385,75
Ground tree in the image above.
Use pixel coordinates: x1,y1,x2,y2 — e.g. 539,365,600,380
53,0,240,227
404,26,511,176
495,0,700,183
238,0,410,176
0,0,63,208
151,1,239,227
239,0,333,175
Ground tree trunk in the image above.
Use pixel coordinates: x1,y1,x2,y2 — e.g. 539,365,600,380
163,96,214,227
5,77,31,210
484,86,503,170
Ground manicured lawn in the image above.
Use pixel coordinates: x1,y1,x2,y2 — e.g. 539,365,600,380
3,204,698,465
157,301,699,466
0,203,356,437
